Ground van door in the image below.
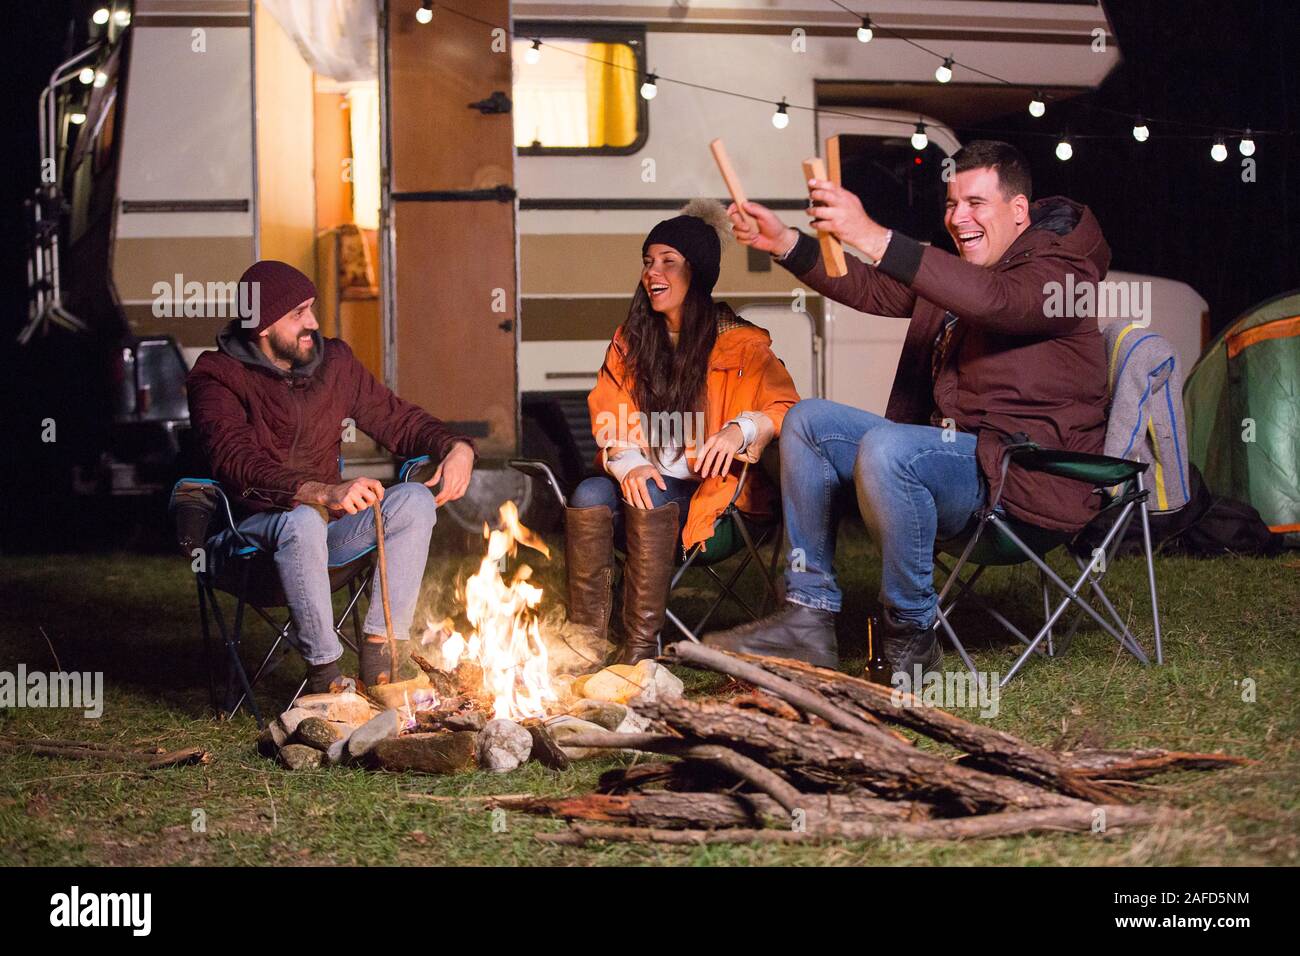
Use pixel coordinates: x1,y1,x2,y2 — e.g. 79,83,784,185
384,0,518,455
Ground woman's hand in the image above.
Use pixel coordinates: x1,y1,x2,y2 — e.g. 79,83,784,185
621,464,667,510
727,200,798,256
694,423,744,478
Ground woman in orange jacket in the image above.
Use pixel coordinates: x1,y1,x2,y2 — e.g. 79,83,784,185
567,200,801,664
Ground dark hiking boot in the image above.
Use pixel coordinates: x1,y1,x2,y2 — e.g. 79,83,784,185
702,602,838,669
618,502,679,665
879,607,943,689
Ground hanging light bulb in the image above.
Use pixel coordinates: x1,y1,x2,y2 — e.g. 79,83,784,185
415,1,433,24
911,122,928,151
112,8,130,26
1055,134,1073,162
78,67,95,85
771,98,790,130
93,71,108,88
640,72,658,100
1132,115,1149,142
92,8,109,25
857,17,873,43
1239,129,1255,157
1028,91,1045,118
70,112,87,125
1210,137,1227,162
525,39,542,65
935,56,954,84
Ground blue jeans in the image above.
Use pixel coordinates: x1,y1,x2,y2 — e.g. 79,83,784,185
570,474,695,549
207,482,438,665
781,399,986,628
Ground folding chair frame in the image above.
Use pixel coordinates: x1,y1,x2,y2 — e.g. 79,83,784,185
933,444,1164,688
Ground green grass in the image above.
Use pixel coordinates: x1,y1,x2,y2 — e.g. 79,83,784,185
1,527,1296,866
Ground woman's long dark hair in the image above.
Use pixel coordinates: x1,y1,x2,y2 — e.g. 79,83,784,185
620,281,718,467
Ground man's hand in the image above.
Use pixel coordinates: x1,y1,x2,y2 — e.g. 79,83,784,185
694,423,744,478
621,464,666,510
727,200,798,256
805,178,891,261
314,477,384,516
426,441,474,506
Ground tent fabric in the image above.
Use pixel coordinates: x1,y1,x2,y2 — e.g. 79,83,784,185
1102,321,1191,513
1183,290,1300,540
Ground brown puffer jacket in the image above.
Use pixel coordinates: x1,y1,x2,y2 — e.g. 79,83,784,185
781,196,1110,533
187,322,472,516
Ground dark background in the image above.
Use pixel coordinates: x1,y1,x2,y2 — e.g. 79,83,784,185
0,0,1295,552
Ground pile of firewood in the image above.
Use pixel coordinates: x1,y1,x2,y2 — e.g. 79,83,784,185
519,644,1249,846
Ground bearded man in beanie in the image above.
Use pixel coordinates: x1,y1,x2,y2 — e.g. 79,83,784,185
187,260,476,693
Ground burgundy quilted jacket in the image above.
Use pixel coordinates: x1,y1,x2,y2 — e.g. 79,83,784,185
187,323,472,516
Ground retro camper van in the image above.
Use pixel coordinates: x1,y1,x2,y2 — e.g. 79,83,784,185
29,0,1208,520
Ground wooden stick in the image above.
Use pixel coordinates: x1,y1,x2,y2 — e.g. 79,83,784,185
372,500,395,676
0,738,209,769
667,642,896,741
709,138,756,232
537,804,1172,846
802,155,847,277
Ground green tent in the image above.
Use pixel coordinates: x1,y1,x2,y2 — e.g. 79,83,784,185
1183,289,1300,544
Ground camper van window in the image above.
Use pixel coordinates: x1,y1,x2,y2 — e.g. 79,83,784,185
837,135,952,249
512,32,647,155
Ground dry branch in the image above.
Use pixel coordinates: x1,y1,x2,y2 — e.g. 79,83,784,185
1062,748,1255,780
0,737,209,769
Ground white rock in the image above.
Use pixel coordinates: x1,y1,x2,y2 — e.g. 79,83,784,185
628,660,684,705
477,719,533,772
544,715,616,760
615,706,652,734
325,738,347,766
346,709,401,761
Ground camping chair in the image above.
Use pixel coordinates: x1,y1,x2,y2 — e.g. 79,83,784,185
508,452,784,653
168,455,433,727
932,437,1163,688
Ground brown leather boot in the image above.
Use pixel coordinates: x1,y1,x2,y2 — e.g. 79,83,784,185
564,505,615,641
619,501,679,665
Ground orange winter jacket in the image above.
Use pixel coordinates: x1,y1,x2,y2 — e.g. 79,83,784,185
587,306,801,550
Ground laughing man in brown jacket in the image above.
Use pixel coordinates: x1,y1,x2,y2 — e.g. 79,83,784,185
704,141,1110,681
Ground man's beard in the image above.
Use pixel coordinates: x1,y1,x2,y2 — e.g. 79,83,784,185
267,329,316,368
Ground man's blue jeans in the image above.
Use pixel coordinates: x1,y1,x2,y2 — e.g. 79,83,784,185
781,399,986,629
207,482,438,665
570,474,695,549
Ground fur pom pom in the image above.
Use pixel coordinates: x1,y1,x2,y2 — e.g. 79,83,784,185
680,197,733,248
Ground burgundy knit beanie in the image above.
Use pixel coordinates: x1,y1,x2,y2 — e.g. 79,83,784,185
235,260,317,336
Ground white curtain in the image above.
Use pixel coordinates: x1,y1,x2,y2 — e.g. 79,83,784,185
260,0,377,84
348,85,381,229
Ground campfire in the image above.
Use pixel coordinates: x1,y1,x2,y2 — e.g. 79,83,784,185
259,501,684,775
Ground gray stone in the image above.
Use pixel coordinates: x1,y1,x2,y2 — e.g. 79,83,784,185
325,738,347,766
615,706,652,734
295,716,342,752
370,732,478,774
278,743,322,770
256,721,287,758
346,709,400,761
477,719,534,772
276,707,312,738
443,711,486,732
543,715,616,760
567,699,629,731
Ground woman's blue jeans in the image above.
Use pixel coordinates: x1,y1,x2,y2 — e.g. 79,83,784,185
779,398,987,629
570,474,695,549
